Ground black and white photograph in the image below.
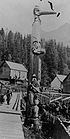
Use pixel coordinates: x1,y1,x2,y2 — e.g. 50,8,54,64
0,0,70,139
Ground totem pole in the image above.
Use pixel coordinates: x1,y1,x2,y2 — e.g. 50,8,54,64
25,3,60,129
31,5,58,84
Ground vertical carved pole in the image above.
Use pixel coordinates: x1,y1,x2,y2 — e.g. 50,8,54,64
31,8,41,81
31,5,57,83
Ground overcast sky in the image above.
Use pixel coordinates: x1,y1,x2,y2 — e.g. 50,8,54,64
0,0,70,35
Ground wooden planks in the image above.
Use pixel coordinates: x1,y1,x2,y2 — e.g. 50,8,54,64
0,113,24,139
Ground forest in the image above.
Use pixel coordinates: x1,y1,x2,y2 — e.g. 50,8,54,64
0,28,70,86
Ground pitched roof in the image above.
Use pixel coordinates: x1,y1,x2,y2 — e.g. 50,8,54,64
6,61,27,72
56,74,66,82
63,73,70,82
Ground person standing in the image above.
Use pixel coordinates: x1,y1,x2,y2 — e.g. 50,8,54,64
6,89,10,105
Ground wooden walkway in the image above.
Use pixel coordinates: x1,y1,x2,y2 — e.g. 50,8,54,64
0,92,24,139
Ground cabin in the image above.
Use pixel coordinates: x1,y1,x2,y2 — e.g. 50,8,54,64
0,61,27,82
63,73,70,93
51,74,66,91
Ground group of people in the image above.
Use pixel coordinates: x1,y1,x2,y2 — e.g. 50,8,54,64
46,101,70,117
0,87,12,105
46,100,70,120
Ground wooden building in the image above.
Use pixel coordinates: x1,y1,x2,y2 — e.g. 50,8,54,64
51,74,66,90
63,73,70,93
0,61,27,81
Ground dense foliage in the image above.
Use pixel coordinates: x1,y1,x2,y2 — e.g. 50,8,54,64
0,28,70,86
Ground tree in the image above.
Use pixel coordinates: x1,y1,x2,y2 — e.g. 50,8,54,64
25,34,31,82
57,43,65,74
7,30,14,61
44,40,58,80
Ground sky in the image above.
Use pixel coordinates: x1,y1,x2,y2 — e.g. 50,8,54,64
0,0,70,35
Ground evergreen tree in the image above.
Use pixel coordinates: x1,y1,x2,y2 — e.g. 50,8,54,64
25,34,31,82
44,40,58,80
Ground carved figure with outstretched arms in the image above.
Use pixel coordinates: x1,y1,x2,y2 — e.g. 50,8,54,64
31,5,58,55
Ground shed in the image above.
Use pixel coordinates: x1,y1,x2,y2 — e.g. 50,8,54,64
0,61,27,81
51,74,66,90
